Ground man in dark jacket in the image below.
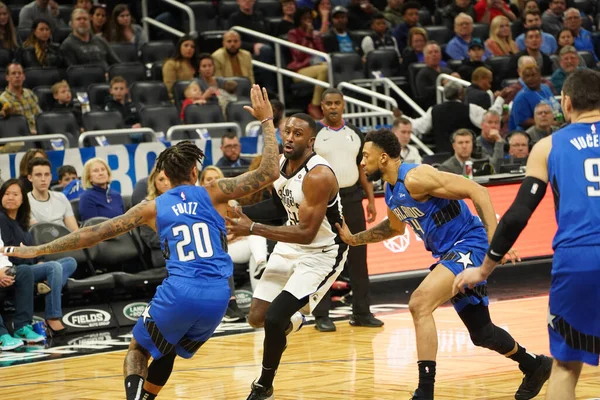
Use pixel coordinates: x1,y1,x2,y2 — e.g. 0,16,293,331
323,6,360,54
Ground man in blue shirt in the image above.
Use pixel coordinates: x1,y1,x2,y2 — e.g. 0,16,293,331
515,10,557,54
563,8,598,62
446,13,491,61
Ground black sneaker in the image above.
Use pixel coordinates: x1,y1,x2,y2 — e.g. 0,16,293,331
515,354,553,400
246,381,274,400
222,302,245,323
410,388,432,400
349,314,384,327
314,316,336,332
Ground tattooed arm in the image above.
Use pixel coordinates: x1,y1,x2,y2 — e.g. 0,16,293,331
404,165,498,243
2,202,156,259
336,208,406,246
206,85,280,205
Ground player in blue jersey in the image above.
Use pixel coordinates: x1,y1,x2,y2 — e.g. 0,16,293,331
336,128,552,400
1,85,280,400
456,69,600,400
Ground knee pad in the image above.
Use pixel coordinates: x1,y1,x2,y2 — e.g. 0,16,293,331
147,350,176,387
469,323,513,354
264,308,290,333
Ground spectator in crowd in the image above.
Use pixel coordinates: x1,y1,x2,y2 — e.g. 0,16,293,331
435,0,477,29
0,2,20,58
179,81,207,121
50,80,83,129
313,88,381,332
510,27,553,77
199,165,224,186
407,81,505,153
563,8,597,62
20,18,64,69
475,110,504,172
415,41,453,109
60,8,121,70
196,54,222,105
504,55,556,102
551,45,584,92
457,38,487,80
401,27,429,70
57,165,77,189
392,117,422,164
79,157,125,222
323,6,359,54
438,129,475,174
107,4,148,54
27,158,78,232
485,15,518,56
216,133,252,168
506,130,531,162
287,7,329,119
162,34,198,100
313,0,332,34
0,179,76,337
509,64,560,130
384,0,404,27
91,4,109,37
217,80,238,117
17,148,47,193
511,0,539,38
19,0,61,31
227,0,276,93
138,166,170,267
446,13,491,61
515,11,557,54
347,0,376,30
556,28,588,66
465,66,494,109
104,76,141,129
361,12,400,59
525,102,559,142
212,30,255,84
474,0,516,24
271,0,296,37
75,0,93,14
0,63,42,134
392,1,421,53
542,0,566,36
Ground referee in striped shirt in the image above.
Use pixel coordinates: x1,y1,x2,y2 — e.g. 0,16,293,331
312,88,384,332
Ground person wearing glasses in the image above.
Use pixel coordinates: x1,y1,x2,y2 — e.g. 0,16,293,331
79,157,125,222
216,133,252,168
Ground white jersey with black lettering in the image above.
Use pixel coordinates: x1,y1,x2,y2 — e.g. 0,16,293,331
273,153,343,250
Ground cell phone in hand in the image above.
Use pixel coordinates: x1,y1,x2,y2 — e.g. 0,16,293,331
5,266,16,277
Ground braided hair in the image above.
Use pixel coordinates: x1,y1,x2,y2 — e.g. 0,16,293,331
155,141,205,186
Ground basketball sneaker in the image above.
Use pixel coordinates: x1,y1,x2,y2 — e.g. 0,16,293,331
0,334,24,350
222,301,246,323
246,381,274,400
515,354,553,400
13,325,45,344
410,388,432,400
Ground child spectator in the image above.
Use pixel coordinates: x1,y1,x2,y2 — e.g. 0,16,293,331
58,165,84,201
51,80,82,129
179,81,207,121
218,80,238,118
104,76,141,129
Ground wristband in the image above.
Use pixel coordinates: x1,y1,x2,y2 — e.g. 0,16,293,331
249,222,256,234
261,117,274,124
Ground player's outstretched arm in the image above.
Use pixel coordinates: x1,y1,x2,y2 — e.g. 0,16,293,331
336,207,405,246
227,166,333,245
1,202,156,259
207,85,280,204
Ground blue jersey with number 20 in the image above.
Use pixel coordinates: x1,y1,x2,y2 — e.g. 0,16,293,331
155,185,232,280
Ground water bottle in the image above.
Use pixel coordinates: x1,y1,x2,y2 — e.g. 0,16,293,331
77,92,90,113
464,160,474,180
50,139,65,151
32,321,47,339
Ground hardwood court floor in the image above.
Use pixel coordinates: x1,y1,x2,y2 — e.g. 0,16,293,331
1,296,599,399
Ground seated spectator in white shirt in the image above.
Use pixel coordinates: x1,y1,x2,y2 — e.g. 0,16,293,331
26,158,78,232
392,117,422,164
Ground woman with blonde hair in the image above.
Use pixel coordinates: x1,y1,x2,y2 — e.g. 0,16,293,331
401,27,429,71
485,15,518,56
79,157,125,222
198,165,225,185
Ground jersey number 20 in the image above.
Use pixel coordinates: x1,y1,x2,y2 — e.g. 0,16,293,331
584,158,600,197
172,223,214,261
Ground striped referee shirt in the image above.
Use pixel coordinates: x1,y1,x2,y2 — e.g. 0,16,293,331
314,120,364,189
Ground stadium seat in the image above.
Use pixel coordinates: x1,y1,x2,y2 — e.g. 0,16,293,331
150,61,164,81
130,81,170,110
472,23,490,41
349,30,372,48
226,100,254,134
141,41,176,65
218,1,239,20
200,31,226,54
35,112,79,147
186,1,220,33
173,80,192,110
184,103,225,124
29,222,90,267
57,4,73,25
82,110,125,132
65,274,116,295
418,8,432,26
422,152,452,166
122,195,132,211
0,48,11,69
67,65,106,92
257,0,282,17
366,50,401,78
70,198,80,222
53,26,72,44
447,59,463,72
17,28,29,44
0,115,31,138
407,62,427,105
486,55,512,88
112,268,168,290
110,43,139,63
578,51,595,68
33,86,55,112
24,67,62,89
87,83,111,111
425,26,453,45
108,62,146,85
222,76,252,99
140,105,180,136
331,52,364,85
0,68,5,90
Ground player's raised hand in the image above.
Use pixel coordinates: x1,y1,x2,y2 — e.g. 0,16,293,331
225,207,254,238
453,267,487,295
502,248,521,265
335,218,356,246
1,243,39,259
244,85,273,122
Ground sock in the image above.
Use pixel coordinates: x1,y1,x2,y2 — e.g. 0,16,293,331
125,375,145,400
417,360,436,398
257,366,277,388
508,344,540,374
284,312,304,336
140,391,157,400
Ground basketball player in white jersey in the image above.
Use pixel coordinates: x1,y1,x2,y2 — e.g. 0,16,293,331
227,113,348,400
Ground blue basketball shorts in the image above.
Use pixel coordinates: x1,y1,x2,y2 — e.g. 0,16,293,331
549,246,600,366
432,231,489,313
132,276,230,359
